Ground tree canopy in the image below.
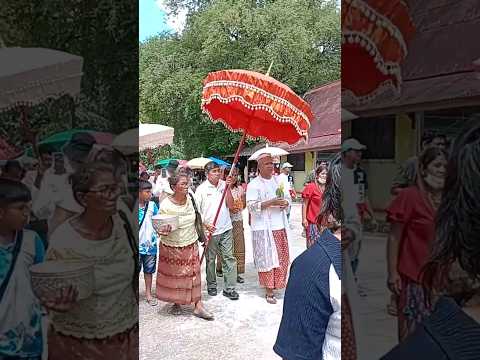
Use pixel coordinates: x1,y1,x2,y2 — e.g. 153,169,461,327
140,0,340,159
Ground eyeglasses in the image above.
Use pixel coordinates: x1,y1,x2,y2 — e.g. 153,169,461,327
88,184,122,197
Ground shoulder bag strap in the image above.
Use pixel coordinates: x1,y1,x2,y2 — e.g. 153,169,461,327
118,210,139,304
188,192,199,214
139,202,149,229
188,193,207,243
0,231,23,303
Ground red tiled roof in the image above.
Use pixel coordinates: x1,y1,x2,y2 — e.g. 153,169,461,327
403,0,480,79
278,80,341,153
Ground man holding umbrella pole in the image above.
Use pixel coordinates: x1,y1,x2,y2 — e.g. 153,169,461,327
195,161,240,300
198,67,315,304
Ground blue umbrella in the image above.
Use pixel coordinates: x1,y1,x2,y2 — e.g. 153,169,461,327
208,156,231,167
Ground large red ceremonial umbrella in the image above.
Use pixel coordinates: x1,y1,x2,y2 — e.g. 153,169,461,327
202,69,312,144
199,67,314,262
342,0,415,104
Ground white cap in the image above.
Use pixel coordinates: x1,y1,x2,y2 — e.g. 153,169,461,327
341,138,366,152
281,162,293,169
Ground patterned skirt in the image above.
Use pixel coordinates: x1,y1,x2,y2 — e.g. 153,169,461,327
397,275,432,341
341,294,357,360
156,242,201,305
306,222,321,248
232,220,246,274
258,229,290,290
48,325,138,360
217,220,246,275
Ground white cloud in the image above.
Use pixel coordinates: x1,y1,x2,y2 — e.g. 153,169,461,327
155,0,168,12
155,0,187,34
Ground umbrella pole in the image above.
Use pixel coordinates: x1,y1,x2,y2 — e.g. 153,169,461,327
20,106,40,161
199,131,247,265
146,149,154,167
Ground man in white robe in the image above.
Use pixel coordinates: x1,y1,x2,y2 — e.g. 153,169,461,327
246,153,290,304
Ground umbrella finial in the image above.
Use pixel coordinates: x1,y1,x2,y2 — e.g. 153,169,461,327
265,61,274,77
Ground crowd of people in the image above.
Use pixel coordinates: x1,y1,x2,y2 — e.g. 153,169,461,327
272,121,480,360
139,155,292,313
136,149,345,358
2,119,480,359
1,131,139,359
336,124,480,359
381,120,480,359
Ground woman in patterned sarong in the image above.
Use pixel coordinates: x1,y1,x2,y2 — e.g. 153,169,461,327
155,172,213,320
386,147,447,341
216,166,246,283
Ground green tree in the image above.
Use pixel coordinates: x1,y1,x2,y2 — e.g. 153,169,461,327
140,0,340,159
0,0,137,148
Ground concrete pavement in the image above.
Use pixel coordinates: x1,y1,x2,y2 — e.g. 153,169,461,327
139,203,306,360
355,233,398,359
139,203,399,359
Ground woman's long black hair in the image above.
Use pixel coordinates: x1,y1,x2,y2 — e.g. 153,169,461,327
317,153,342,228
421,118,480,303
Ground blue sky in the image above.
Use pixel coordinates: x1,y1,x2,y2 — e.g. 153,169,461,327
139,0,171,42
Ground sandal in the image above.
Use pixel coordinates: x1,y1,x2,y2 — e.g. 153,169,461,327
169,304,182,315
266,294,277,304
193,308,214,321
146,298,158,306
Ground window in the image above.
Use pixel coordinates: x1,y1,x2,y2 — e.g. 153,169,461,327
424,106,480,141
351,115,395,159
316,151,336,164
287,153,305,171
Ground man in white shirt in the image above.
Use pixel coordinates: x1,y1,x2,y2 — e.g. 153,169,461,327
150,160,178,204
195,161,239,300
341,138,375,280
33,132,95,236
277,162,294,222
246,153,290,304
23,145,54,245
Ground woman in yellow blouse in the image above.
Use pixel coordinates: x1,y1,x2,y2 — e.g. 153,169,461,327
156,172,213,320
